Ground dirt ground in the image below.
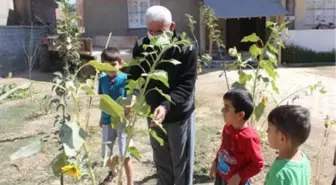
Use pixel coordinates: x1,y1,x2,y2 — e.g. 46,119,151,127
0,66,335,185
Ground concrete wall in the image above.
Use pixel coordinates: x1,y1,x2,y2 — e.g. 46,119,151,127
0,26,48,76
82,0,200,42
285,29,336,52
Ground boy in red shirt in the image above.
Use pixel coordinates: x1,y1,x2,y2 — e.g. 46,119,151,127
209,89,264,185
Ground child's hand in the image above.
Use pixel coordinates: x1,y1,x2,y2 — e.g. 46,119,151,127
227,174,241,185
209,161,217,181
99,121,102,128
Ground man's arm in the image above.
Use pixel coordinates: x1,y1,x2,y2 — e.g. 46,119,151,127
160,46,198,111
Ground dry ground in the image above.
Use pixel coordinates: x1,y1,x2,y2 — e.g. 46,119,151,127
0,66,335,185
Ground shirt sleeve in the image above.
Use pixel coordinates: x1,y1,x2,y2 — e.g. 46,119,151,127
238,137,264,181
160,46,198,111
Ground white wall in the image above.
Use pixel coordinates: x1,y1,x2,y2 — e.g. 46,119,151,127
0,0,14,25
285,29,336,52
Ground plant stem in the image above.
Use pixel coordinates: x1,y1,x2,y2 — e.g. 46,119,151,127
83,142,96,185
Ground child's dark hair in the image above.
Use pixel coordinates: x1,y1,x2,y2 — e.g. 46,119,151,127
268,105,311,146
223,89,254,120
101,47,122,63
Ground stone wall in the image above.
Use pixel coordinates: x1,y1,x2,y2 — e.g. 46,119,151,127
0,26,48,76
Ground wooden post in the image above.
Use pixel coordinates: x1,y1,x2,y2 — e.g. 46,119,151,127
278,14,284,66
209,37,213,57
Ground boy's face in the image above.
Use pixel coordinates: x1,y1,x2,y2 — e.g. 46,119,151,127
221,99,245,125
107,60,122,77
267,122,287,149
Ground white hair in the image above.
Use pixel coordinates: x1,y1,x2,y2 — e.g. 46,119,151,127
144,5,172,27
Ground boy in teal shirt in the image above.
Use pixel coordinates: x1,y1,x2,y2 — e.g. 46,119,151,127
265,105,311,185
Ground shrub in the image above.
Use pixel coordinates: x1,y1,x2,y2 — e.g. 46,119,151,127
282,44,335,63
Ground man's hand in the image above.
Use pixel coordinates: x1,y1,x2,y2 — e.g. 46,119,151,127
227,174,241,185
152,105,167,126
209,161,217,181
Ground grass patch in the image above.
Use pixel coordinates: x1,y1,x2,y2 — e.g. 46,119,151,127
282,44,336,63
0,103,40,134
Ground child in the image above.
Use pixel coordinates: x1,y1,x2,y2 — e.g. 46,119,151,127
209,89,264,185
265,105,311,185
98,47,133,185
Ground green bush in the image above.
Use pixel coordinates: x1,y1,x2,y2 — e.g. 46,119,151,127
282,44,335,63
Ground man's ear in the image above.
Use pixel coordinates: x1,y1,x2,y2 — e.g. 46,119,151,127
169,21,176,31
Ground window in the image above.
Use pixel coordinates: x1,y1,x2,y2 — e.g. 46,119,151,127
127,0,159,28
305,0,336,25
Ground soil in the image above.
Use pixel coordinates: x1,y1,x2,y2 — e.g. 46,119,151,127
0,66,335,185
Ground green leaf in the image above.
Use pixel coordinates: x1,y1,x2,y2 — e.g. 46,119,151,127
149,70,169,88
181,32,187,39
241,33,260,43
319,87,327,94
271,81,279,94
260,60,277,80
238,72,252,84
81,85,94,95
181,39,192,45
51,152,69,176
88,60,118,72
138,103,151,116
150,114,167,134
143,44,154,50
154,87,173,104
0,82,31,102
254,97,267,121
149,129,164,146
266,51,277,64
123,57,146,68
127,146,141,161
10,139,42,160
249,44,262,58
231,82,247,90
268,44,278,54
100,94,125,121
162,59,181,65
266,21,275,28
59,122,87,157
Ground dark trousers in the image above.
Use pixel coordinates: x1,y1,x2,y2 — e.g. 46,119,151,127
149,111,195,185
214,174,251,185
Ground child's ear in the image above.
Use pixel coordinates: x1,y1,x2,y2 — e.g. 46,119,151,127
238,111,245,120
280,133,287,144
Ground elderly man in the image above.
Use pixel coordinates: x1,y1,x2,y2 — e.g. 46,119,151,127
123,5,197,185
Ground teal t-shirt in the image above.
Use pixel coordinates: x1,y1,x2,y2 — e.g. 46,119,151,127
265,151,311,185
98,73,127,125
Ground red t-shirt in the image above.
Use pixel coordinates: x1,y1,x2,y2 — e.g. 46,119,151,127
215,124,264,181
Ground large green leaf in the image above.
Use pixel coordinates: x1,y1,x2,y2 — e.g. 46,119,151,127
249,44,262,58
10,139,42,160
241,33,260,43
271,80,279,94
123,57,146,67
51,152,69,176
88,60,117,72
259,60,277,80
268,44,278,54
154,87,173,104
150,114,167,134
238,72,252,84
266,51,277,66
138,103,151,116
59,122,87,157
127,146,141,161
149,129,164,146
254,97,267,121
266,21,275,28
100,94,125,121
149,70,169,88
